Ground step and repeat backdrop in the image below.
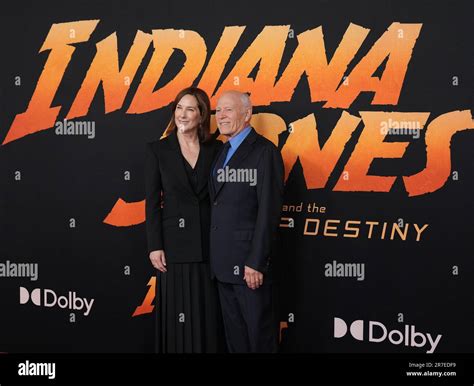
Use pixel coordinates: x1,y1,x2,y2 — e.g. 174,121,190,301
0,0,472,353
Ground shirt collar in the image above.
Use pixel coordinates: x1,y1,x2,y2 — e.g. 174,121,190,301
228,126,252,149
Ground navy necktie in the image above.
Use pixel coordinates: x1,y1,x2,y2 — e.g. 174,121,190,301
213,142,231,177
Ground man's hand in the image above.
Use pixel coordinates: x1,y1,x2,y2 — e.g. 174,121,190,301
244,265,263,290
149,250,167,272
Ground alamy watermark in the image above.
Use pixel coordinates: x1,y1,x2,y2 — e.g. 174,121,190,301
0,260,38,281
18,360,55,380
324,260,365,281
380,118,421,139
216,166,257,186
55,119,95,139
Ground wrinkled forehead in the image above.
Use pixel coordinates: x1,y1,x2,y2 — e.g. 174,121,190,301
216,93,242,109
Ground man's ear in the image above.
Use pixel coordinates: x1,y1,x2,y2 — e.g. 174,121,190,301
245,108,252,122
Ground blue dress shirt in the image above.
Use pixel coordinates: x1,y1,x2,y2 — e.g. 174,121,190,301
223,126,252,167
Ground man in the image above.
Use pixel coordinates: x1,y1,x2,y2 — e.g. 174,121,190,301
209,90,284,353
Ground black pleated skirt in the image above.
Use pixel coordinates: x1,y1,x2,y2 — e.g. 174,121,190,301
155,262,225,353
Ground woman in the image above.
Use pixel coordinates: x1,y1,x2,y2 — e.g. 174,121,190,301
145,87,223,353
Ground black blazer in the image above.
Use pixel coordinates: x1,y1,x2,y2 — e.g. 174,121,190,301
208,128,284,284
145,130,222,263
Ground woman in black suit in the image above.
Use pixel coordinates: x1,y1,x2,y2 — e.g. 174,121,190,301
145,87,223,353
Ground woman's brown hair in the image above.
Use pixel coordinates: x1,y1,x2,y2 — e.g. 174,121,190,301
165,87,211,142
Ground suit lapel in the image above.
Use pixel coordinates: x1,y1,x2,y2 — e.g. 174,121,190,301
195,141,214,197
213,128,258,198
209,146,220,200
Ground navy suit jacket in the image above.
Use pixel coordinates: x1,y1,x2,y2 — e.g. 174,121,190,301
208,128,284,284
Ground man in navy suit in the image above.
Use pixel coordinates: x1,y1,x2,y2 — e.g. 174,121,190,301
209,91,284,353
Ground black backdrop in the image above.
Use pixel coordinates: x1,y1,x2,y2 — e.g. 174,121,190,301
0,0,472,353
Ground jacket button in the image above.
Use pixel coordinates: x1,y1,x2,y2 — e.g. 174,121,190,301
213,201,218,206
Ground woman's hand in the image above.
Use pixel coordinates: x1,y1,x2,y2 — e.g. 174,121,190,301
149,250,167,272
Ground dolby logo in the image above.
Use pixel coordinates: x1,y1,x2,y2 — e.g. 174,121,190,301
333,317,442,353
19,287,94,316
